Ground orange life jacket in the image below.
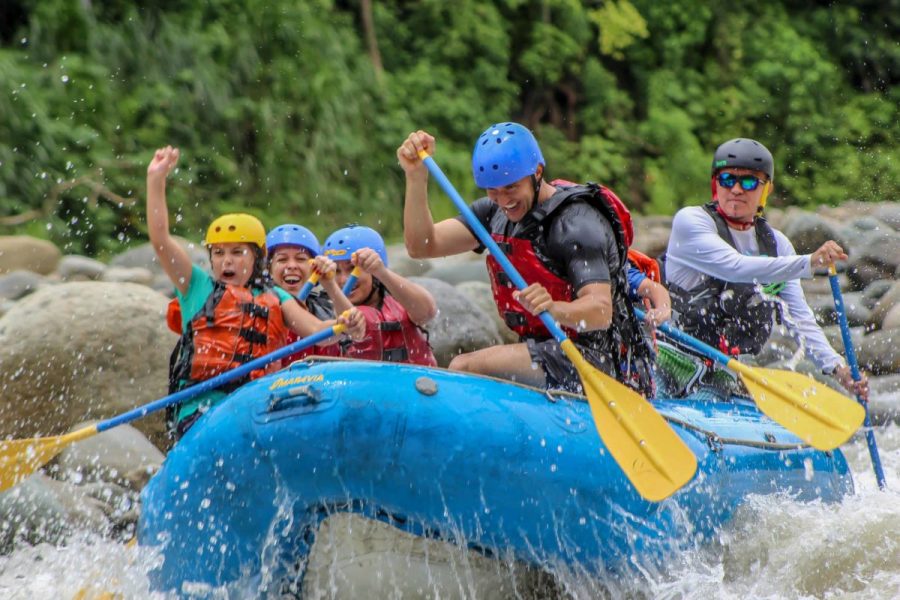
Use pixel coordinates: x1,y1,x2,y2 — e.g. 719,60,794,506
626,248,661,283
169,282,288,390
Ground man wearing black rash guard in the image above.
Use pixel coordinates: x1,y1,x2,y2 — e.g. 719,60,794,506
397,123,654,395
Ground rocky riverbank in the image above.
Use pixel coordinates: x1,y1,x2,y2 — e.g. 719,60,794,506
0,201,898,551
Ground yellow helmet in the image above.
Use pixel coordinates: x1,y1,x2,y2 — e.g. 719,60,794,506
204,213,268,255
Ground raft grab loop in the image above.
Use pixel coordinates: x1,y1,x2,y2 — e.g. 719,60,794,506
268,385,321,411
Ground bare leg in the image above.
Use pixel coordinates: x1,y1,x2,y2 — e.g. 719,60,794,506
448,343,546,388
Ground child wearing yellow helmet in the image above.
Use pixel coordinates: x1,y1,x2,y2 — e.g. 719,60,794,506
146,146,365,439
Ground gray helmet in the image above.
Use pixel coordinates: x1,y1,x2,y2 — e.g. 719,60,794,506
711,138,774,181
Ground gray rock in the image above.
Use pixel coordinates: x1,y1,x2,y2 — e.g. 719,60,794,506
881,304,900,330
856,330,900,375
0,282,176,449
100,266,155,286
822,325,865,355
755,327,800,366
847,230,900,290
807,293,838,326
632,222,671,258
385,244,432,277
869,374,900,426
58,254,107,281
0,474,71,552
869,281,900,329
424,258,491,286
0,236,61,275
110,237,209,275
862,279,894,309
0,270,45,301
782,212,848,254
872,204,900,230
55,422,165,490
413,277,502,367
456,281,518,344
0,473,110,553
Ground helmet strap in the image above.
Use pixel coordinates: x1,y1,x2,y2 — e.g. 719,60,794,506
530,171,543,209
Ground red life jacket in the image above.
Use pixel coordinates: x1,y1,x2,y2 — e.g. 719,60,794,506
169,282,288,389
340,294,437,366
485,180,633,340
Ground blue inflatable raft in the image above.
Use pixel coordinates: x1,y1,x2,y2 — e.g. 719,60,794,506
139,358,854,594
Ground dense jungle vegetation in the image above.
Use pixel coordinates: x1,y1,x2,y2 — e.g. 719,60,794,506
0,0,897,255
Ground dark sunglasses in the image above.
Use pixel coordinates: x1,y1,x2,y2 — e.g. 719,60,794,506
716,172,767,191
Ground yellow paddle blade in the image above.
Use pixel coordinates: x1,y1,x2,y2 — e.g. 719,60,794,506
0,426,98,492
731,362,865,451
560,340,698,502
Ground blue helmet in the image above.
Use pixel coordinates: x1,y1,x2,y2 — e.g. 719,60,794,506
323,225,388,267
471,122,545,189
266,224,321,257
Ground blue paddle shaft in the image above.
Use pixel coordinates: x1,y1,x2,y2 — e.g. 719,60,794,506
342,273,358,296
297,279,315,301
421,155,566,344
829,273,886,489
96,325,339,432
633,307,733,367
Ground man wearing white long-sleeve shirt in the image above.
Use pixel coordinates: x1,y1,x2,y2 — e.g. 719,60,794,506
663,138,867,398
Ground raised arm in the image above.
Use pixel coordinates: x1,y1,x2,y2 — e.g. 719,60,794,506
397,131,479,259
146,146,193,295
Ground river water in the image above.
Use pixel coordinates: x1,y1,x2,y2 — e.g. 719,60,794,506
1,401,897,599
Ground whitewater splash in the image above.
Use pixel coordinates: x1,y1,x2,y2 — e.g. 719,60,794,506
1,416,897,599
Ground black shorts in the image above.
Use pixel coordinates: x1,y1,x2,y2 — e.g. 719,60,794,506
526,337,616,394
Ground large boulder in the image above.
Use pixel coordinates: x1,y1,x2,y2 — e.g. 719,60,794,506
0,473,111,553
632,215,672,259
0,236,61,275
869,281,900,329
872,204,900,230
856,330,900,375
57,255,107,281
782,212,847,254
55,422,164,489
414,277,502,367
0,270,45,301
385,244,432,277
456,281,518,344
423,253,490,286
110,237,209,275
847,230,900,290
0,282,176,447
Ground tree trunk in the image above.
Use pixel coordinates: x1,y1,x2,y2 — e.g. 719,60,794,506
360,0,384,85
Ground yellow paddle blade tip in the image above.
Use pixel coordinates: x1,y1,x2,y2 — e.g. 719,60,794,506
739,368,866,450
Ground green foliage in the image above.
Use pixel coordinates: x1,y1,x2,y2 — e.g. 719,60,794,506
590,0,649,60
0,0,896,256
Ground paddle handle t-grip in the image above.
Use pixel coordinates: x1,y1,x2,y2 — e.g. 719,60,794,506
828,264,886,489
297,270,321,301
342,266,361,296
417,151,567,344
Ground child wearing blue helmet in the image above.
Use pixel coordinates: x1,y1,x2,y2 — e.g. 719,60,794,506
323,225,438,366
266,223,354,362
266,224,353,319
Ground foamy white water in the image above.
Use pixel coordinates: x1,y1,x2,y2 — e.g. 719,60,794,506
2,401,898,599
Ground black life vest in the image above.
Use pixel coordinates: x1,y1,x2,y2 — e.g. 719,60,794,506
661,203,782,355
